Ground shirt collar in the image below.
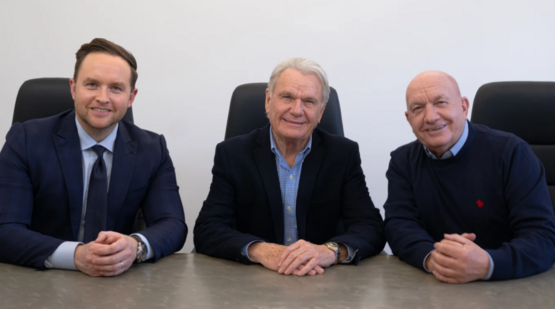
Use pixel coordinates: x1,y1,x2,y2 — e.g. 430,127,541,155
423,120,469,160
269,126,312,156
75,117,118,152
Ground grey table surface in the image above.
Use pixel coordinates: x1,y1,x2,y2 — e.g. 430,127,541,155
1,253,554,309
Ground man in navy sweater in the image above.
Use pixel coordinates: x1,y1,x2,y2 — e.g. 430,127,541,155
384,71,555,283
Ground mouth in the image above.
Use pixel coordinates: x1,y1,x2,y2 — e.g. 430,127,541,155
91,107,111,112
426,124,446,132
283,119,305,125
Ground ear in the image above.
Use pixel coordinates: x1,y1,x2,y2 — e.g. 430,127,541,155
405,111,409,123
127,88,138,108
69,78,76,100
265,88,271,115
461,96,470,117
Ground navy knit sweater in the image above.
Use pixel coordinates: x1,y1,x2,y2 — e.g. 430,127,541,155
384,122,555,280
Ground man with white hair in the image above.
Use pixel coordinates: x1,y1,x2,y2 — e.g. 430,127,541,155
384,70,555,283
195,58,385,276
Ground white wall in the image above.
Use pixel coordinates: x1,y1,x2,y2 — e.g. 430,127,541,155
1,0,554,253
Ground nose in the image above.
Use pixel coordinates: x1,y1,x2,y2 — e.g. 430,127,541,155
289,99,303,116
424,104,439,123
95,86,109,104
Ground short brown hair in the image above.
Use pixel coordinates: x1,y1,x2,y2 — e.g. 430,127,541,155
74,38,138,90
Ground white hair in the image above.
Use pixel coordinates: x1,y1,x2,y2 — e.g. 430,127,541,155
268,58,330,105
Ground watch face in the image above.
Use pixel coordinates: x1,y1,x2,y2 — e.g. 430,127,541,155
138,243,147,260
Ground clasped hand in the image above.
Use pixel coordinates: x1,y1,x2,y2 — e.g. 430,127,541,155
249,240,337,276
74,231,138,277
425,233,490,283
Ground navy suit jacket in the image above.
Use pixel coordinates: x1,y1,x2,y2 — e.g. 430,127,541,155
194,125,385,264
0,110,187,269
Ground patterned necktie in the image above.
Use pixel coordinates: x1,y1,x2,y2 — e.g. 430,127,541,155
83,145,108,243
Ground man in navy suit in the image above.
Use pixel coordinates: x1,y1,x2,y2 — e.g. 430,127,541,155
194,58,385,276
0,38,187,276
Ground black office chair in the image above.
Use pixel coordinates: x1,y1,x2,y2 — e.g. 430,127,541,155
471,81,555,210
12,78,144,231
224,83,344,139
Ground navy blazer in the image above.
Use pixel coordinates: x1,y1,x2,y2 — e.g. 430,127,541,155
0,110,187,269
194,124,385,264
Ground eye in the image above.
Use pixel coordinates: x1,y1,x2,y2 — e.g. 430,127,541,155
86,83,97,88
412,106,422,113
111,86,122,91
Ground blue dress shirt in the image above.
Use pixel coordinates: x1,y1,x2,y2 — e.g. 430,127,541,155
44,118,153,270
422,121,494,280
241,127,356,263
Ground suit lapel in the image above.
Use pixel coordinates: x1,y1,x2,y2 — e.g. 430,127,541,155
53,111,84,240
296,131,324,240
253,125,284,244
106,123,137,230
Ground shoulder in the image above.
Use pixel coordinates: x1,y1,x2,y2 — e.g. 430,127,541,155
6,110,72,148
216,126,264,154
313,128,358,150
11,110,71,136
469,123,529,154
119,119,166,146
389,139,422,163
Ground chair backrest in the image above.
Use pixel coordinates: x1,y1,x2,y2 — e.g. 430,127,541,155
471,81,555,209
12,77,144,231
12,78,134,124
224,83,344,140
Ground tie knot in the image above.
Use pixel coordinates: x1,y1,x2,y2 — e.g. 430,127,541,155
91,145,107,158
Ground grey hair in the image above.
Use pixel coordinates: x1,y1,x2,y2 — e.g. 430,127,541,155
268,58,330,106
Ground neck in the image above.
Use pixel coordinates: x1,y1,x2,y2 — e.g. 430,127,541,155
272,131,309,159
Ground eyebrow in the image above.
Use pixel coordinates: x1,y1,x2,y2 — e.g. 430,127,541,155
81,78,126,89
82,78,99,84
409,94,447,107
433,94,446,101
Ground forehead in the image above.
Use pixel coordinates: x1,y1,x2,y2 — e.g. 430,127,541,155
78,53,131,83
406,74,457,105
275,69,322,96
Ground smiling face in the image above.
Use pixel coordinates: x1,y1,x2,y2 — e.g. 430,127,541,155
70,52,138,142
405,71,469,158
265,68,325,149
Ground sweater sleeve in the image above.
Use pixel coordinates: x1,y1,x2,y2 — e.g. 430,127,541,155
383,151,435,272
486,141,555,280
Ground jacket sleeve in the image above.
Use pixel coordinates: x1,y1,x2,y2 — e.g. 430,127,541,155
134,135,187,261
194,143,266,264
383,151,435,272
328,142,386,264
0,123,64,269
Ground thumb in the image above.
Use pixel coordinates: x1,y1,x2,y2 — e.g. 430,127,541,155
95,231,108,243
461,233,476,241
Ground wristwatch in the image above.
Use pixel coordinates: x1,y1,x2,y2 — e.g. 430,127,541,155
325,242,341,264
131,235,147,264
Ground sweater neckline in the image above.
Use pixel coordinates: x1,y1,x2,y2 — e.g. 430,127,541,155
422,122,476,165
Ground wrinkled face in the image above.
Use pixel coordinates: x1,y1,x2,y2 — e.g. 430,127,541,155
405,72,469,157
265,69,325,144
70,52,137,140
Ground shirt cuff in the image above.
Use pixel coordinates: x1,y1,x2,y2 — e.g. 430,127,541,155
423,250,433,273
130,233,154,260
241,240,263,262
44,241,83,270
482,251,494,280
337,242,357,264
